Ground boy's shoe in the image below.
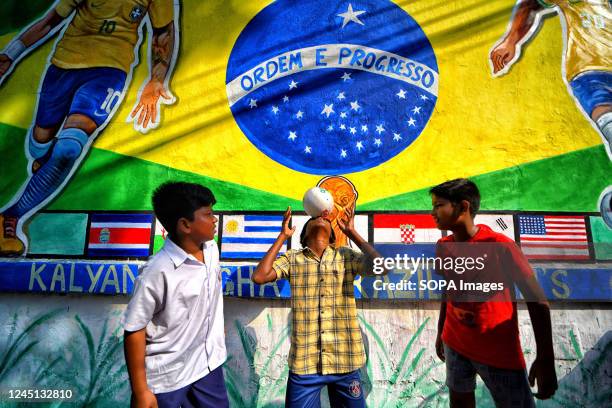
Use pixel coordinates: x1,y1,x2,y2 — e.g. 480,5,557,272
0,214,25,256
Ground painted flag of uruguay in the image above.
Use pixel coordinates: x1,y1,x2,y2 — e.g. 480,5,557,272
221,215,286,259
87,213,153,257
518,215,590,260
373,214,442,243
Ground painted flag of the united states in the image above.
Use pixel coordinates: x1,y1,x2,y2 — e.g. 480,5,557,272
87,213,153,257
221,215,286,259
518,215,590,260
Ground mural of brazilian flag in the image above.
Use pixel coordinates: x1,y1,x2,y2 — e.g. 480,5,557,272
0,0,610,256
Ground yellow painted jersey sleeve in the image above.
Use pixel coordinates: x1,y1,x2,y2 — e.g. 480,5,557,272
148,0,174,28
546,0,612,80
52,0,174,73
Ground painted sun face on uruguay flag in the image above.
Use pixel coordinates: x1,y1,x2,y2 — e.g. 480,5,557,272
226,0,438,175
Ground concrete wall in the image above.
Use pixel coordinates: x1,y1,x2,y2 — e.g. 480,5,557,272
1,294,610,407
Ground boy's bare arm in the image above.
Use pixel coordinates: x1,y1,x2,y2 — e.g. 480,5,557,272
435,292,447,362
516,275,558,399
124,329,158,408
252,206,294,284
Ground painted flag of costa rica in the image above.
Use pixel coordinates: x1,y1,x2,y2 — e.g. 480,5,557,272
87,213,153,258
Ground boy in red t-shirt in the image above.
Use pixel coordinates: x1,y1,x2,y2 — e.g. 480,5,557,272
430,178,557,407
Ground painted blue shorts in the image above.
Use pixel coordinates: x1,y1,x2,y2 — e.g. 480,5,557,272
569,71,612,116
444,343,535,408
35,64,127,128
285,369,366,408
152,366,229,408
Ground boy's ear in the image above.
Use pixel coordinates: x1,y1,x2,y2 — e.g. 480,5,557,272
177,217,190,234
460,200,471,215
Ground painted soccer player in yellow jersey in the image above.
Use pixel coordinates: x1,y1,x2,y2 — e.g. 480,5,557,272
0,0,179,256
490,0,612,227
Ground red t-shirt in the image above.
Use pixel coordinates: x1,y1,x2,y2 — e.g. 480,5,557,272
438,224,534,370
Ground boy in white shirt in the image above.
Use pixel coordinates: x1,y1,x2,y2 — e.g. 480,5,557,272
124,182,228,408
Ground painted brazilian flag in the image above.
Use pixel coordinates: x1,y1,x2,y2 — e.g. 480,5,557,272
0,0,609,215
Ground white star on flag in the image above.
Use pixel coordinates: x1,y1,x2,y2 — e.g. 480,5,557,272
340,111,348,119
337,92,346,100
249,99,257,108
296,110,304,119
327,125,334,131
393,132,402,141
283,95,289,102
289,80,298,90
321,103,335,118
420,94,429,101
356,141,364,151
376,124,385,134
374,138,382,146
288,131,297,140
349,126,357,135
412,106,421,114
341,72,352,81
361,125,368,132
340,149,347,158
407,117,416,126
337,3,366,28
396,89,406,99
304,146,312,154
350,100,361,111
271,106,279,114
340,124,346,130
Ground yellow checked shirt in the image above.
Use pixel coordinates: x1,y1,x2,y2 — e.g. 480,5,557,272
52,0,174,73
538,0,611,81
273,245,369,375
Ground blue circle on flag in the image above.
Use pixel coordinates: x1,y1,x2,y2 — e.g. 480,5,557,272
226,0,438,174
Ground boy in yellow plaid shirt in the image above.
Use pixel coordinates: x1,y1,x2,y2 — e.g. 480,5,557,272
252,205,383,407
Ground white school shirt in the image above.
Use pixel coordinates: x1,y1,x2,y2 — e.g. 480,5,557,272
124,238,227,394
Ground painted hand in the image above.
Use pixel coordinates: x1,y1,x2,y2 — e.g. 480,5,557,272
490,40,516,75
281,206,296,238
528,356,558,399
129,80,174,132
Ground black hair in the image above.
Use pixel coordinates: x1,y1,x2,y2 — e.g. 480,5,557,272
152,182,216,238
300,218,336,248
429,178,480,216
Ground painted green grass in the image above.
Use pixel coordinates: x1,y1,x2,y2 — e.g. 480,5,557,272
0,123,301,211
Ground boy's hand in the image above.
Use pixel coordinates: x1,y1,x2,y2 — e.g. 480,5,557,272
281,206,296,238
337,203,356,235
132,389,158,408
528,357,558,399
435,333,445,362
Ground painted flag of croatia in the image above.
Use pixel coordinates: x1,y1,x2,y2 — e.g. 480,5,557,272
373,214,443,243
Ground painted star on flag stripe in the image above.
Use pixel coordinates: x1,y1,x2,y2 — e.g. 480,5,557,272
337,3,366,28
321,103,335,118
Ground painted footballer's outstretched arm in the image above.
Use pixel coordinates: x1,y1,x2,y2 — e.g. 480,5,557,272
130,21,177,130
0,9,65,82
490,0,545,75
